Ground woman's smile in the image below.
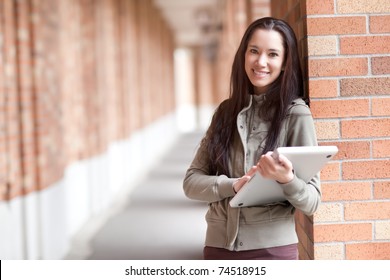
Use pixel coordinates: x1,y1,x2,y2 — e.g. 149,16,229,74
252,69,270,78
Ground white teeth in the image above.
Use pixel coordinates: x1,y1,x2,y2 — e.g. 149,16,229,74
253,70,269,76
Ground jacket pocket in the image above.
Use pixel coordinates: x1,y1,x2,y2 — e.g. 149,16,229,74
240,203,294,224
205,201,228,222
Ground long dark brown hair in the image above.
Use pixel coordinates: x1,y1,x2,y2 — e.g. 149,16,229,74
203,17,308,176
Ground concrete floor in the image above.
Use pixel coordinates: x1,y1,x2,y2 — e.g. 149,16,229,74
66,131,209,260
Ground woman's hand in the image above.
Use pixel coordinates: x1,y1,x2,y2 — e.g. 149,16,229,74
257,151,294,184
232,166,258,193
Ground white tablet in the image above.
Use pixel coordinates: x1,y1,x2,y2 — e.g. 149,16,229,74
229,145,338,208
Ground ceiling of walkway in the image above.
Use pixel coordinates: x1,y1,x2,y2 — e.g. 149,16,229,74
153,0,223,47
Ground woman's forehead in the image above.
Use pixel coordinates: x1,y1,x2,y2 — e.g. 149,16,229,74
248,29,284,50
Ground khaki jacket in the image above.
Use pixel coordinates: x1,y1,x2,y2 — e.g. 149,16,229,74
183,97,320,251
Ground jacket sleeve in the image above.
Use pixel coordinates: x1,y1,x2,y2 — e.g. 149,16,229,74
183,141,236,203
278,101,321,216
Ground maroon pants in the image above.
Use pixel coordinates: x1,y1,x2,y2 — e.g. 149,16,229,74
203,244,298,260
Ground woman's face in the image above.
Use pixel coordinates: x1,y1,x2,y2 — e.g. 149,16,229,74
244,29,285,95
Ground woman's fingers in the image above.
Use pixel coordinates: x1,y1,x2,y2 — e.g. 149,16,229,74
233,166,258,193
247,165,258,176
257,152,294,183
277,154,293,170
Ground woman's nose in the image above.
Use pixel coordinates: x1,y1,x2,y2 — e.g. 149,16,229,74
256,54,267,66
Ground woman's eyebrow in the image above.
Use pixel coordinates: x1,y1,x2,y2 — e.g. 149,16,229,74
248,45,282,53
268,48,282,52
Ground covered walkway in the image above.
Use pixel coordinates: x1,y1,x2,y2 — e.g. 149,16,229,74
65,132,208,260
1,0,389,261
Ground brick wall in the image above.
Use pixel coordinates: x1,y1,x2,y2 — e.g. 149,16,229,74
272,0,390,260
0,0,175,201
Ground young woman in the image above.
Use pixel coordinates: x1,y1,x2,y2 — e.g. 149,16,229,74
183,17,320,260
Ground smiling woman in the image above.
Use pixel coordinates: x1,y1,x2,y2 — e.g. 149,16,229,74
183,17,319,260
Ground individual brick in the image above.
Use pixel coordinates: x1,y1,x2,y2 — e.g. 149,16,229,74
320,162,340,181
371,98,390,116
306,0,334,15
307,36,338,56
314,223,372,242
311,99,369,118
374,181,390,199
314,121,340,140
314,244,344,260
340,36,390,55
341,119,390,138
340,77,390,96
309,79,338,98
337,0,390,14
307,16,366,35
375,221,390,240
372,57,390,75
343,160,390,180
346,242,390,260
373,139,390,158
309,58,368,77
345,201,390,220
314,203,343,222
321,182,372,201
370,15,390,33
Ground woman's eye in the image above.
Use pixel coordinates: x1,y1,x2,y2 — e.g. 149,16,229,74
269,52,278,57
249,49,258,54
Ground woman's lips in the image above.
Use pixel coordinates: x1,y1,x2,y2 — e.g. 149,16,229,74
253,69,269,77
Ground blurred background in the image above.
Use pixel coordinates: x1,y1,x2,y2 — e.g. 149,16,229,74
1,0,389,260
0,0,270,260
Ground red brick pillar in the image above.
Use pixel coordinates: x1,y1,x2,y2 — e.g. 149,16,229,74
271,0,390,259
307,0,390,259
0,0,25,200
215,0,252,104
0,0,175,199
